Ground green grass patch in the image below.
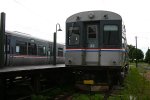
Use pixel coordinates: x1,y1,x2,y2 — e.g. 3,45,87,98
31,95,49,100
108,96,122,100
72,94,104,100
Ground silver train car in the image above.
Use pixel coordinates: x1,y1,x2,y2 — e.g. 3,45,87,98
65,10,128,85
4,31,65,66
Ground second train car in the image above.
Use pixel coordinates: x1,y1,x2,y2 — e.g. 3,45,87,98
65,10,129,85
4,31,65,66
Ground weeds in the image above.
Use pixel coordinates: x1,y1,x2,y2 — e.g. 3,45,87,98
122,67,150,99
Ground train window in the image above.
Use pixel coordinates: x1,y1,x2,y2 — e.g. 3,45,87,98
28,43,37,55
38,45,46,56
48,51,51,56
6,39,10,53
49,45,53,56
16,41,27,55
16,46,20,53
7,45,10,53
4,45,10,53
103,25,119,45
43,46,46,54
68,27,80,45
58,48,63,57
4,45,5,53
104,25,118,31
87,25,97,38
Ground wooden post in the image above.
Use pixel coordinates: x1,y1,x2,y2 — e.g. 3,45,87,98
32,74,41,94
0,77,6,100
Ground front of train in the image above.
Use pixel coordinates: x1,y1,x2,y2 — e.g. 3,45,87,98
65,10,128,86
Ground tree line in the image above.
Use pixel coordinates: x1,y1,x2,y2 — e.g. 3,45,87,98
128,45,150,63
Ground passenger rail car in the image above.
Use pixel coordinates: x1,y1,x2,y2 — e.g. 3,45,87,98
4,31,65,66
65,10,128,85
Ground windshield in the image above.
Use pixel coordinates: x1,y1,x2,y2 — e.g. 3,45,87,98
68,27,80,45
103,25,119,45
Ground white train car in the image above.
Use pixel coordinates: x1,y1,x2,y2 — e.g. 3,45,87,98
65,10,128,85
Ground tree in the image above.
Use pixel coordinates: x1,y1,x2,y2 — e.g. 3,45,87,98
132,49,144,61
145,48,150,63
128,45,144,62
128,45,136,62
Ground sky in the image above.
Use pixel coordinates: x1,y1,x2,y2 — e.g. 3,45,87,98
0,0,150,54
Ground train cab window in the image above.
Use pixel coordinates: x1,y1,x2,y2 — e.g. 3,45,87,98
58,48,63,57
103,25,119,45
87,25,97,38
16,41,27,55
38,45,46,56
68,27,80,45
28,43,37,55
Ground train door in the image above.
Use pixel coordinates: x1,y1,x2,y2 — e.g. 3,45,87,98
85,23,100,66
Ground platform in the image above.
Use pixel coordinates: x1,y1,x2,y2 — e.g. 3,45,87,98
0,64,65,73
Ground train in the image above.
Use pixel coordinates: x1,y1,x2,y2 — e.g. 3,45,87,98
65,10,129,85
4,31,65,66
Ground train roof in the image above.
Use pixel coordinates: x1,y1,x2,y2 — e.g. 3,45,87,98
5,31,64,46
5,30,51,43
66,10,122,23
5,31,65,46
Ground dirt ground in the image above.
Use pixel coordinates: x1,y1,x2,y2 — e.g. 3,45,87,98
144,71,150,81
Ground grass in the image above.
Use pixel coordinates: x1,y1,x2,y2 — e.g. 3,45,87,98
31,95,48,100
72,63,150,100
121,63,150,100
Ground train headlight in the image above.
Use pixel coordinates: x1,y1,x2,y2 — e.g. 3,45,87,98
113,61,116,64
68,60,72,64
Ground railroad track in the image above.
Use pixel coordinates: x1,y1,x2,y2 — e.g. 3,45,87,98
14,82,124,100
52,84,124,100
104,85,124,100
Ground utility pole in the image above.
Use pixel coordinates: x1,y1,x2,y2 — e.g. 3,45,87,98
0,12,5,68
135,36,138,68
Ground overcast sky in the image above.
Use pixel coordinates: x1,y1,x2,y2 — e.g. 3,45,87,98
0,0,150,53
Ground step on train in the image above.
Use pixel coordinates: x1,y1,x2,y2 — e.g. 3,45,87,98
65,10,129,86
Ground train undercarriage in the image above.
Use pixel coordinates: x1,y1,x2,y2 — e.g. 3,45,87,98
68,65,129,91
